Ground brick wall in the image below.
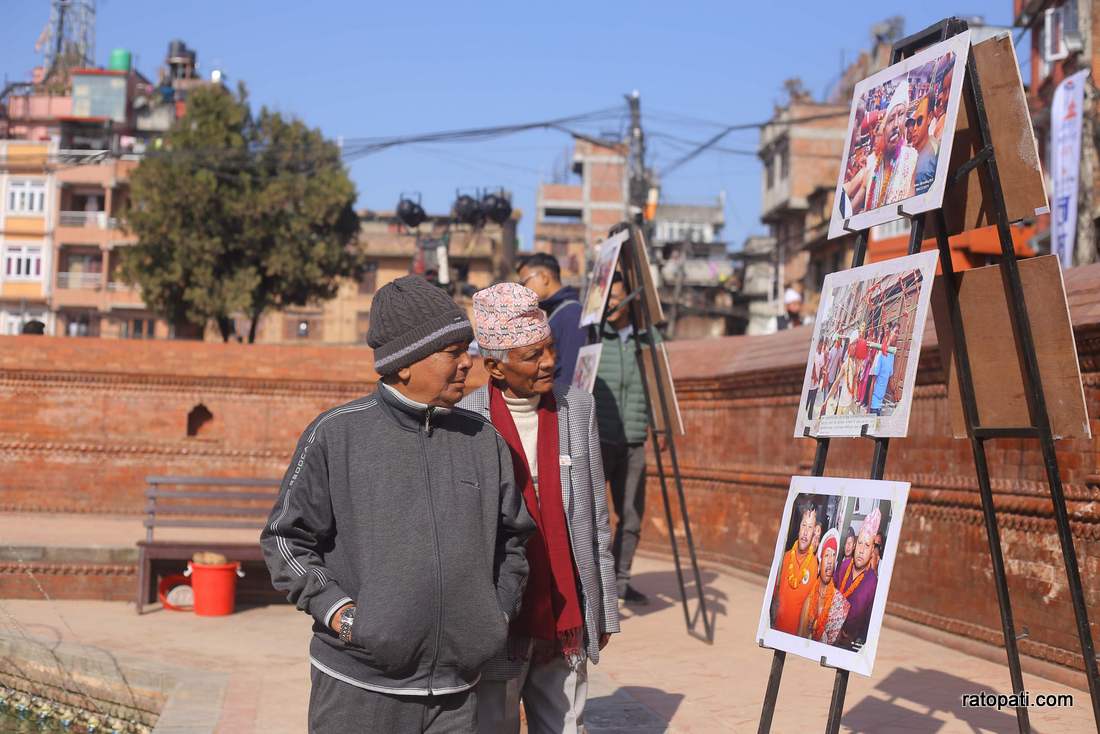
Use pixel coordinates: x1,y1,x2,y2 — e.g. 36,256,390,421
645,262,1100,674
0,337,484,512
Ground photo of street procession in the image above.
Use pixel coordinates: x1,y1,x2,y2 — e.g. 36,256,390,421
828,32,970,238
758,476,910,676
794,250,938,438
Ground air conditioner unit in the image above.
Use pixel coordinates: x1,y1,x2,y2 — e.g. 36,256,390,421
1062,0,1084,52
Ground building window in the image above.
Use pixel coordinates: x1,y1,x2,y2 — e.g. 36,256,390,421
779,144,790,180
120,318,156,339
64,312,97,337
870,219,912,242
4,245,43,280
6,180,46,215
765,157,775,190
358,261,379,295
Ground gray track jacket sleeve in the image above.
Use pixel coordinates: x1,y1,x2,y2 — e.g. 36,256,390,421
494,433,535,619
260,423,351,630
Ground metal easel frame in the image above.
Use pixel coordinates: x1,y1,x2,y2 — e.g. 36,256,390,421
758,17,1100,733
597,222,714,643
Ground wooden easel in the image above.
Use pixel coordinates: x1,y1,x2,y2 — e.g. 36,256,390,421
597,222,714,643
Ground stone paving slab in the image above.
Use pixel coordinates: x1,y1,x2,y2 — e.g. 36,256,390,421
0,550,1093,732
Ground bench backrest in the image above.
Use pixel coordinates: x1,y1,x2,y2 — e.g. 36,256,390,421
143,475,281,544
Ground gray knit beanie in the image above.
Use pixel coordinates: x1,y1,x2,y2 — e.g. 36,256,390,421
367,275,473,376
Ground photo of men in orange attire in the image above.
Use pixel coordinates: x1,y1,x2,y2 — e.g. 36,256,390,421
759,478,909,677
770,499,819,634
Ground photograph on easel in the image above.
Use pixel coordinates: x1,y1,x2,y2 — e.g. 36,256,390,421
828,31,970,239
794,250,937,439
757,475,910,677
579,229,629,327
570,343,603,394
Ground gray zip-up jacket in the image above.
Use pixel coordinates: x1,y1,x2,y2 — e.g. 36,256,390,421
261,383,535,696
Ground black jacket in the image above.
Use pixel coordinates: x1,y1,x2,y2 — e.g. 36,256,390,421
261,384,534,695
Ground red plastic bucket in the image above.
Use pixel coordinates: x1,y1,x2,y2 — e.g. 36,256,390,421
186,561,243,616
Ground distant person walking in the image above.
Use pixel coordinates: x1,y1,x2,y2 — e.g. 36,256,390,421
261,275,534,733
517,253,587,390
461,283,619,734
593,272,660,606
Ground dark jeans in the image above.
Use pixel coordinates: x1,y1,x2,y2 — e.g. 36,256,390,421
600,441,647,596
806,388,818,421
309,667,476,733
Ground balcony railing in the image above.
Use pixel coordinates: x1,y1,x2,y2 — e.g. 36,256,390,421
57,149,110,163
59,210,111,228
57,272,103,289
107,281,136,293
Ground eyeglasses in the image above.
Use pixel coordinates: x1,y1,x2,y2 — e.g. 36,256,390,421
519,272,540,286
905,115,925,128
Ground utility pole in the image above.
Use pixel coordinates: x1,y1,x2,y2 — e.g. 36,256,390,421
626,90,647,225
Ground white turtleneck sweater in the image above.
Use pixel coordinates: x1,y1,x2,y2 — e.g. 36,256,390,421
503,392,540,489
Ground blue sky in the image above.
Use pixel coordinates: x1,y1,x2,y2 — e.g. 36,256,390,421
2,1,1014,250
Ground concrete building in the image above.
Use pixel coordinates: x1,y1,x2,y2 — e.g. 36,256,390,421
533,137,628,281
0,140,54,333
757,97,850,314
651,197,740,338
248,209,518,345
1,40,210,338
1015,0,1099,265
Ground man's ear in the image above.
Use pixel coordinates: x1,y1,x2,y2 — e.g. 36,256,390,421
483,357,507,382
394,365,413,385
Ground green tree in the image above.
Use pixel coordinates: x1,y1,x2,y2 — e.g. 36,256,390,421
120,83,362,342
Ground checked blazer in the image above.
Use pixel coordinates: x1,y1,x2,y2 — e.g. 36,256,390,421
457,384,620,679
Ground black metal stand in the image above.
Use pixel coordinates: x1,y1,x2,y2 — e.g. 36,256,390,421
759,17,1100,733
599,224,714,643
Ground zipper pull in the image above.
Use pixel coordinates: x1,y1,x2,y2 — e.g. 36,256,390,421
424,408,432,434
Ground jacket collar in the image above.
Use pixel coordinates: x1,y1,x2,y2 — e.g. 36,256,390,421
539,285,579,312
378,381,451,432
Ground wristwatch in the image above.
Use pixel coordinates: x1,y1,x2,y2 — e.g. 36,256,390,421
339,606,356,644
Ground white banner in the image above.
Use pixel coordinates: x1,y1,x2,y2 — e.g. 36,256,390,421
1051,69,1090,269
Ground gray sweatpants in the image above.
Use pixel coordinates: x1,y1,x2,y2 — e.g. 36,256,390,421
309,667,477,733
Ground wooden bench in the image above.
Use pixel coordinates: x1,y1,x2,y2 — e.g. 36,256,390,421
136,475,281,613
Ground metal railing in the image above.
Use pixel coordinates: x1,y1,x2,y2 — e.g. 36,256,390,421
57,272,103,289
59,210,109,228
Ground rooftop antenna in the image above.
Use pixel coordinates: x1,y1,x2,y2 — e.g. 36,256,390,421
41,0,96,79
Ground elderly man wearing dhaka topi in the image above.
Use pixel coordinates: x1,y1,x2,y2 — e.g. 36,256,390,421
798,528,851,645
866,79,918,210
771,499,819,635
835,507,883,650
460,282,619,734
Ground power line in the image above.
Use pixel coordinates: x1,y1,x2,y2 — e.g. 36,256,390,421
659,110,849,177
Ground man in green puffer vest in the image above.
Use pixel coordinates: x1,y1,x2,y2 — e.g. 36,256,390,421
593,272,661,606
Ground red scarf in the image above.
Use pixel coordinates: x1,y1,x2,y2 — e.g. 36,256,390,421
489,384,583,660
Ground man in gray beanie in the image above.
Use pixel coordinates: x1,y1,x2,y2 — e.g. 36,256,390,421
262,275,535,733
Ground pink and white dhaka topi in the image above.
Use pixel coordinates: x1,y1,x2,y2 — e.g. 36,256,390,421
858,506,882,542
472,282,552,351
